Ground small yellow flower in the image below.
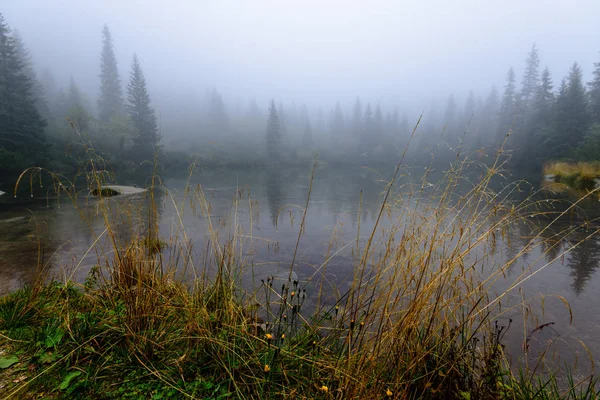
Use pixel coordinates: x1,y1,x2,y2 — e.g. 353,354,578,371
265,333,273,340
386,388,393,396
281,333,285,339
320,385,328,393
264,364,271,373
291,291,295,297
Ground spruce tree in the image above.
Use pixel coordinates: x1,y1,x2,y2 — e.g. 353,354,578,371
484,86,500,121
207,88,228,137
127,54,159,158
373,104,383,142
476,86,499,148
40,68,59,117
62,77,90,132
541,79,568,159
0,14,46,171
444,95,457,124
564,63,590,145
534,67,555,122
520,44,540,109
266,100,281,161
67,77,83,111
387,108,399,136
361,103,373,148
384,112,392,136
329,102,344,143
352,97,362,140
514,45,541,168
54,89,69,120
552,64,591,157
498,68,517,135
12,30,49,118
519,67,555,166
589,54,600,123
443,94,458,139
462,91,476,127
278,101,287,137
98,24,123,122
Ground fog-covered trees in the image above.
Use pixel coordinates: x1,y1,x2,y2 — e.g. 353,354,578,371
520,44,540,109
65,77,90,130
12,29,49,118
384,108,399,138
373,105,384,143
512,45,542,168
278,101,287,138
39,69,58,116
589,55,600,124
2,8,600,177
205,88,229,141
499,68,517,134
534,67,555,121
266,100,281,161
0,14,46,172
98,25,123,122
360,103,374,149
329,102,344,144
512,66,555,167
443,94,458,135
351,97,363,143
554,63,590,155
473,86,498,148
461,91,476,128
127,54,160,160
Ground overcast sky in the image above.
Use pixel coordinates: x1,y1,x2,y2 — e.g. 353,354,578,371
4,0,600,114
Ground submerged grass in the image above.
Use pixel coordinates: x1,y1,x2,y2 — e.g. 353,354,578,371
1,129,599,398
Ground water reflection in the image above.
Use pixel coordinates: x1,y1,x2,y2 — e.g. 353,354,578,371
0,211,46,293
568,235,600,295
266,167,283,228
2,166,600,377
3,169,600,300
0,188,167,294
502,212,600,295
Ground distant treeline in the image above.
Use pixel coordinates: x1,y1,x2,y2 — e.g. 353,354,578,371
1,11,600,184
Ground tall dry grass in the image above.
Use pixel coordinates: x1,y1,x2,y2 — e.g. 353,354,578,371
1,124,599,399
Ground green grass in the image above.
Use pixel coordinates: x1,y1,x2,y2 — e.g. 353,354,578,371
1,131,599,399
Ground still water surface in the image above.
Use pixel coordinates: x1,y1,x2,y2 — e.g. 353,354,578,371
1,165,599,376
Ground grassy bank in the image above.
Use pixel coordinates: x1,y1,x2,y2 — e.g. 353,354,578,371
0,146,599,398
543,162,600,190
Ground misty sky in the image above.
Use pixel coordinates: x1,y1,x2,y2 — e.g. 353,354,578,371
4,0,600,114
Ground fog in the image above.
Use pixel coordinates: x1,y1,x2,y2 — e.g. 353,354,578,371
2,0,600,173
6,0,599,110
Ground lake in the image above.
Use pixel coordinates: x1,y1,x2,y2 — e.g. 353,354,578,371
1,164,599,379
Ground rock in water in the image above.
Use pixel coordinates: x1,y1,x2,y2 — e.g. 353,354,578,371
91,185,146,197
